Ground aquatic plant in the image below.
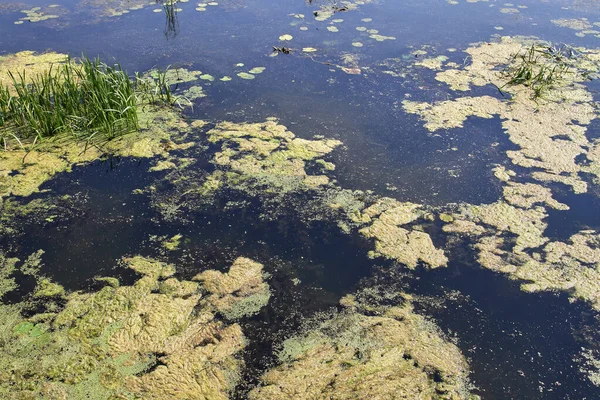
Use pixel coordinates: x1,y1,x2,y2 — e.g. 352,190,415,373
501,43,587,99
250,294,475,399
135,68,175,105
160,0,179,39
0,56,138,144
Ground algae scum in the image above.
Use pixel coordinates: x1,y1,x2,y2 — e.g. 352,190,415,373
4,0,600,399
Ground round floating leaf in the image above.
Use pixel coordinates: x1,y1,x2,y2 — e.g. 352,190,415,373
237,72,255,80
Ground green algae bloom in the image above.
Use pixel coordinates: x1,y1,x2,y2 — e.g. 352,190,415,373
0,255,271,398
250,294,474,399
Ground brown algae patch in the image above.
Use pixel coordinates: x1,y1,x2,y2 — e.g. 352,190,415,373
357,198,448,268
249,295,475,399
0,255,269,398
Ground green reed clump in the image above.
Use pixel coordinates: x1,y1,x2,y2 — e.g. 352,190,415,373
501,43,583,99
134,68,174,106
0,56,138,144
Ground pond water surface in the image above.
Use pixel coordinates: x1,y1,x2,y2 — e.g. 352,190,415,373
2,0,600,399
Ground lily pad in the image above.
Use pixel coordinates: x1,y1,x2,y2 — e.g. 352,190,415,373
279,34,293,41
237,72,255,80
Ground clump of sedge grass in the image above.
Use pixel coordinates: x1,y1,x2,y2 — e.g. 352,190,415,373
501,43,591,99
0,55,183,150
0,56,138,145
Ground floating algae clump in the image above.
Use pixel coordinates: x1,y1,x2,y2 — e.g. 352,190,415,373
0,255,271,398
0,103,192,201
403,36,600,193
193,257,271,320
205,120,342,192
474,230,600,310
249,297,474,399
402,36,600,307
357,198,448,268
0,50,68,91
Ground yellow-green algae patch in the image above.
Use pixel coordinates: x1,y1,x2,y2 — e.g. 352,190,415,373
0,50,68,92
551,18,600,38
162,233,183,250
17,7,60,23
147,67,203,85
415,55,449,70
0,104,193,201
193,257,271,320
78,0,150,19
403,36,600,193
357,198,448,268
0,255,269,398
249,295,475,399
400,36,600,315
204,120,342,192
474,231,600,310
